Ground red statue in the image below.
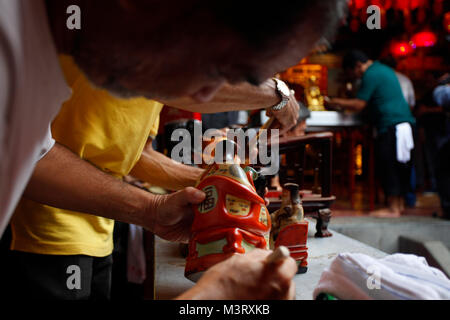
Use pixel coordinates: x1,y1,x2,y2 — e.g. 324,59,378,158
270,183,309,274
185,163,271,282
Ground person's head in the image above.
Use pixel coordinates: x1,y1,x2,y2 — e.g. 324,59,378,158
342,50,371,79
47,0,346,102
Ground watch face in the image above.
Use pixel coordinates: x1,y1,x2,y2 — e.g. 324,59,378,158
277,80,290,97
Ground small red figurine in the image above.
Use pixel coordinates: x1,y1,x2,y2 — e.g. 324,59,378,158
270,183,309,274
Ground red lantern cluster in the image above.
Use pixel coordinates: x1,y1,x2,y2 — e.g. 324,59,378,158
349,0,437,12
390,41,414,56
411,31,438,47
390,30,438,56
348,0,445,32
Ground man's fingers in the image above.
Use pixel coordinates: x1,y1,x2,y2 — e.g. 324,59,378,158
269,119,288,135
265,246,290,264
265,249,297,278
255,246,297,299
274,257,297,298
180,187,206,205
279,255,297,278
287,281,296,300
274,111,297,134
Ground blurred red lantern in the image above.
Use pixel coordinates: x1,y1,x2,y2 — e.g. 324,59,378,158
411,31,438,47
390,41,414,56
394,0,409,10
354,0,366,10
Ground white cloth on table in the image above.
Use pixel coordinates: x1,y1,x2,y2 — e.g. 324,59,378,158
395,122,414,163
313,252,450,300
0,0,72,236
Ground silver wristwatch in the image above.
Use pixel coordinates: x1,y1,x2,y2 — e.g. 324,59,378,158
271,78,291,111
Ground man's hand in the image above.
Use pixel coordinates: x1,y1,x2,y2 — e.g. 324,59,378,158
147,187,205,243
282,120,307,138
324,97,367,112
323,96,342,111
266,94,300,135
177,248,297,300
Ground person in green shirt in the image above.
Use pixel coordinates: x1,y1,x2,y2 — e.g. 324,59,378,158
326,50,416,217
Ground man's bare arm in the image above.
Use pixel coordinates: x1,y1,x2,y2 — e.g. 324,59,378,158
327,97,367,112
24,143,149,226
160,80,300,134
130,140,204,191
161,82,279,113
23,143,205,242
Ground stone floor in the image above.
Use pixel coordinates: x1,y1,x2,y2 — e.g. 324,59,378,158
329,216,450,251
330,182,443,218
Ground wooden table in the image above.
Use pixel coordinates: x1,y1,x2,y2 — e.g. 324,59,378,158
305,111,376,210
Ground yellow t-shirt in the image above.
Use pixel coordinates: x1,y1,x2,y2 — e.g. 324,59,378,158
10,55,163,257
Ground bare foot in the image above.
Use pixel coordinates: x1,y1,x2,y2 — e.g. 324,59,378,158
399,200,405,212
369,208,401,218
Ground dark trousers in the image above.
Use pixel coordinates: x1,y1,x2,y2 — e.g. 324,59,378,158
376,125,414,198
2,246,113,300
111,221,144,300
437,140,450,219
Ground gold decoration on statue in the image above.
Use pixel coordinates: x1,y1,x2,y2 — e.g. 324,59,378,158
305,75,326,111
